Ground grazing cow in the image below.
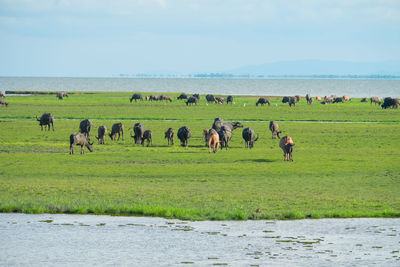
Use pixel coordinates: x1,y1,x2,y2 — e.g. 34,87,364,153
215,97,225,104
212,118,243,132
361,98,368,102
226,95,233,104
109,123,124,141
370,97,382,105
36,113,54,131
186,96,198,106
256,97,271,106
70,133,93,154
159,95,172,102
343,95,350,101
148,95,159,101
56,91,68,100
206,94,216,103
164,128,174,145
130,93,143,103
218,126,232,150
316,96,322,101
242,127,259,149
79,119,93,139
381,97,399,109
96,125,107,144
177,126,191,147
306,94,312,104
132,123,145,144
279,136,294,161
0,98,8,107
295,95,301,102
206,129,220,153
141,130,152,147
333,97,345,103
192,94,200,100
0,91,5,98
282,96,297,107
269,121,282,139
177,93,188,100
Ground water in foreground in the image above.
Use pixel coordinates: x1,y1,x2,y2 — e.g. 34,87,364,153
1,214,399,266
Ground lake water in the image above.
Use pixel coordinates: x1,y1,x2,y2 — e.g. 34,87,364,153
1,214,399,266
1,77,400,98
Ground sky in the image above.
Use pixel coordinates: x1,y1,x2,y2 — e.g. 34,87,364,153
0,0,399,76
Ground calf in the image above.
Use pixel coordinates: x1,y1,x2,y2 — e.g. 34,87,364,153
96,125,107,144
141,130,152,147
164,128,174,145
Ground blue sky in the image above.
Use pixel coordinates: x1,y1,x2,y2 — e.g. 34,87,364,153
0,0,399,76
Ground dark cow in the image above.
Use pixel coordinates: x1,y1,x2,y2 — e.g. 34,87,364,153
79,119,93,139
269,121,281,139
212,118,243,132
206,94,216,103
306,94,313,105
70,133,93,154
177,126,191,147
141,130,152,147
177,93,188,100
282,96,297,107
0,98,8,107
333,97,345,103
164,128,174,145
192,94,200,100
130,93,143,103
226,95,233,104
109,123,124,141
96,125,107,144
256,97,271,106
131,123,145,144
148,95,159,101
186,96,198,106
218,126,232,150
381,97,399,109
36,113,54,131
242,127,259,149
361,98,368,102
159,95,172,102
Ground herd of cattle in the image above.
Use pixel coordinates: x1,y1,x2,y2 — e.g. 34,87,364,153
35,112,295,161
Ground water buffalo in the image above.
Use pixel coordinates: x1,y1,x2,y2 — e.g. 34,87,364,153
306,94,313,105
212,118,243,132
242,127,259,149
192,94,200,100
177,126,191,147
218,126,232,150
96,125,107,144
206,129,219,153
343,95,350,101
279,136,294,161
159,95,172,102
256,97,271,106
130,93,143,103
333,97,345,103
36,113,54,131
361,98,368,102
0,98,8,107
141,130,152,147
70,133,93,154
227,95,233,104
269,121,281,139
0,91,5,98
282,96,297,107
381,97,399,109
79,119,92,139
132,123,145,144
295,95,301,102
370,97,382,105
164,128,174,145
215,97,225,104
206,94,216,103
186,96,198,106
177,93,188,100
56,91,68,99
109,123,124,141
148,95,159,101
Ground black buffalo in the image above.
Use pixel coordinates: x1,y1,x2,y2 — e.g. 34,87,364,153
256,97,270,106
177,126,191,147
242,127,259,149
132,123,145,144
36,113,54,131
79,119,93,139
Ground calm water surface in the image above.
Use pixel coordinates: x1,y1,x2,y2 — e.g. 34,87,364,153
1,214,399,266
1,77,399,97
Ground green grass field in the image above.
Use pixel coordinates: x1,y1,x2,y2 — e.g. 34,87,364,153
0,92,399,220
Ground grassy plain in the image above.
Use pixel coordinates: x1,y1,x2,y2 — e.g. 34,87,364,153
0,92,399,220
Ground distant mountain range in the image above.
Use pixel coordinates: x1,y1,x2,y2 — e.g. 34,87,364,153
227,60,400,76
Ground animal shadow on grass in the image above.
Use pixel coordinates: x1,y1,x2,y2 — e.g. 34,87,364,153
236,158,276,163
